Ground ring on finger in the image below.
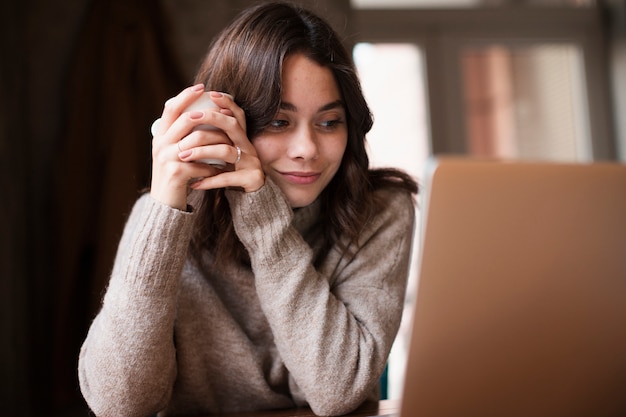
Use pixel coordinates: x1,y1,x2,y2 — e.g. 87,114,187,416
235,146,241,164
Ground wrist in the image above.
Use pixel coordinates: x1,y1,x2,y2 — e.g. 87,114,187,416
150,187,188,211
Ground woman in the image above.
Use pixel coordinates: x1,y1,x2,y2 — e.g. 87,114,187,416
78,2,418,416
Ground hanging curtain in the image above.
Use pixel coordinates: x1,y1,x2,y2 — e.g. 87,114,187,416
51,0,185,408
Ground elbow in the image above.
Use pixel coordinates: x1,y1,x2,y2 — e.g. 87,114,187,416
78,350,173,417
79,377,170,417
308,395,369,417
305,382,376,416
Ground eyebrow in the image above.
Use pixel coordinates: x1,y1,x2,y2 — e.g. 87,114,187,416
279,100,344,113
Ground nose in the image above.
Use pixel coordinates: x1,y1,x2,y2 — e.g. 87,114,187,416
287,125,319,161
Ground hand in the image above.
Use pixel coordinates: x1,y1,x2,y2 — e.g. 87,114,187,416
181,91,265,195
150,84,264,210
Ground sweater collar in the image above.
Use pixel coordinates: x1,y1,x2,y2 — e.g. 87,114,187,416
292,198,321,237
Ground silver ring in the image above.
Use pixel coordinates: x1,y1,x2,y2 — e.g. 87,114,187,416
235,146,241,164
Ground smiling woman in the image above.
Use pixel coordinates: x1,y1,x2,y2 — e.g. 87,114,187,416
77,2,418,417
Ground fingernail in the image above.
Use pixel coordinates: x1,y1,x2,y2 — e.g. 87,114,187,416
192,83,205,91
190,111,204,120
179,150,192,159
210,91,224,98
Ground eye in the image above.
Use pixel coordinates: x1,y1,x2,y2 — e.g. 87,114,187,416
318,118,345,130
266,119,289,131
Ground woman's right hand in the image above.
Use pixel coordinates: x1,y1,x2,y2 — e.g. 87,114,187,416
149,84,238,210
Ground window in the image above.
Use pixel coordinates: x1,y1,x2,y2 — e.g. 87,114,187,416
354,43,429,398
352,3,614,398
462,43,591,161
352,0,596,8
353,43,430,180
353,6,613,161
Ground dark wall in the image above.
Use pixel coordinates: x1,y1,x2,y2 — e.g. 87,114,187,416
1,0,188,415
1,0,31,411
2,0,95,415
0,1,350,416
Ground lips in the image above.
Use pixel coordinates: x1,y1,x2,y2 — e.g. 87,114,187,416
279,171,321,185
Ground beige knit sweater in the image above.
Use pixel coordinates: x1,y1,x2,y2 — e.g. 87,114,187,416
78,178,415,417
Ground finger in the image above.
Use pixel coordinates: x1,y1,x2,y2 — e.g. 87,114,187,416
154,84,206,139
177,126,232,153
208,91,248,137
178,109,252,160
161,109,224,148
178,143,235,165
181,144,243,170
211,92,246,130
151,111,205,161
184,163,226,180
189,168,265,193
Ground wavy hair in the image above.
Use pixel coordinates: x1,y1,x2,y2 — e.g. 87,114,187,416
189,1,418,268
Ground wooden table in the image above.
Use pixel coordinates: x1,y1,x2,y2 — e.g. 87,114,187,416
209,399,399,417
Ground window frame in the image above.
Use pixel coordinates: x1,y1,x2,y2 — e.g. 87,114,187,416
352,7,616,160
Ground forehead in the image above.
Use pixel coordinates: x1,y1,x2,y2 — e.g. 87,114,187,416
280,54,342,108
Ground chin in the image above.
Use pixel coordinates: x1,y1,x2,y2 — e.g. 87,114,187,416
287,194,318,209
289,200,315,209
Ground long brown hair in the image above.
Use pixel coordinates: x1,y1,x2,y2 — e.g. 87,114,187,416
189,1,418,268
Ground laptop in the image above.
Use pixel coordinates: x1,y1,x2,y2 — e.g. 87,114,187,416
398,157,626,417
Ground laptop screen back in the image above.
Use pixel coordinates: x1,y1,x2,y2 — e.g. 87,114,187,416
401,158,626,417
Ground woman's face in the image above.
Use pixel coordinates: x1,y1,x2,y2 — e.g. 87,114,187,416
252,53,348,208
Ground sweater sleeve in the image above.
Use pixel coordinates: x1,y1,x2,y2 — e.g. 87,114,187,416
226,180,416,416
78,194,196,417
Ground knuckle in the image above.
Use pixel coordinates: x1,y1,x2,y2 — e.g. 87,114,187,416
166,161,186,178
151,144,166,159
222,115,239,131
162,101,178,118
252,170,265,184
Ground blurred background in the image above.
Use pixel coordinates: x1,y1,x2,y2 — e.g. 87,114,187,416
1,0,624,415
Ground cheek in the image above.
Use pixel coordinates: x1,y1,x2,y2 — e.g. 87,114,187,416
326,136,348,166
252,137,281,165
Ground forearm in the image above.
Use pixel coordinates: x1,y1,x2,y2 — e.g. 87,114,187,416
226,182,415,415
79,301,178,417
78,194,195,416
254,241,410,416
